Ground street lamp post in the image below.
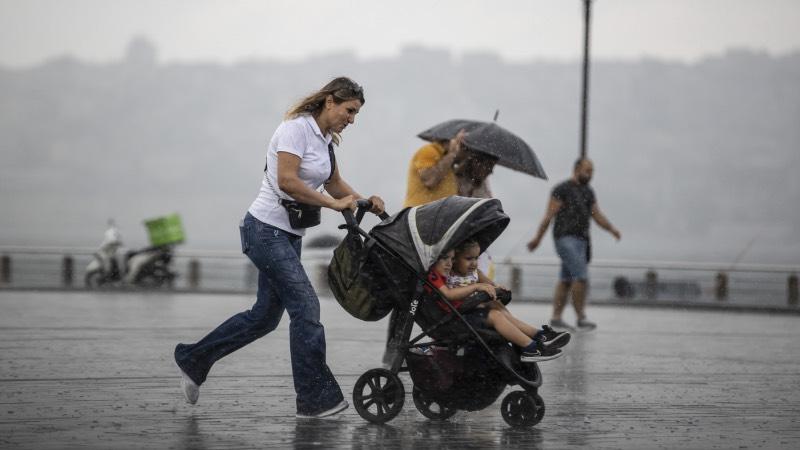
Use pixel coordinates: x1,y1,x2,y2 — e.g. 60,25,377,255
580,0,593,159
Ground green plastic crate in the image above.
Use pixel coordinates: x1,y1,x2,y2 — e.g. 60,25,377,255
144,213,185,247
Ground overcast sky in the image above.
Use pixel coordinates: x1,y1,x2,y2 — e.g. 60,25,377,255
1,0,799,67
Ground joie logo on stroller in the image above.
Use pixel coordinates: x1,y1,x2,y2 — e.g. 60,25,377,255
409,298,419,315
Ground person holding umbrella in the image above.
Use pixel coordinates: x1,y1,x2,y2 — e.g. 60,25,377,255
402,130,466,208
415,118,548,279
526,158,621,331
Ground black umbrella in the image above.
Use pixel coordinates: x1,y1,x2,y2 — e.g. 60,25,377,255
463,122,547,180
417,119,547,180
417,119,483,142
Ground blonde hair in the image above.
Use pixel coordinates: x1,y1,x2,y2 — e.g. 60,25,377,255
285,77,365,146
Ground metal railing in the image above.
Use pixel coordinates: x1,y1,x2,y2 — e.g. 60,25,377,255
493,258,798,309
1,246,797,311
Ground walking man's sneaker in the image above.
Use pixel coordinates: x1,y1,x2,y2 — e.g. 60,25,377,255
520,343,563,363
538,325,571,349
549,318,576,332
577,317,597,331
296,400,349,419
178,365,199,405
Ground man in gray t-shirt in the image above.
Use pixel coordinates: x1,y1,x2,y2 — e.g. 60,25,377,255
526,158,621,331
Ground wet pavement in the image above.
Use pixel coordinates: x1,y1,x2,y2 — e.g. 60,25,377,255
1,291,799,449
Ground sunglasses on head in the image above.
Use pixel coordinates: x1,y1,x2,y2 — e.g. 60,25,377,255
334,83,363,98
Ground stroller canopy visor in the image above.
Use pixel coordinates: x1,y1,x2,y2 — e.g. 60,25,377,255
370,196,510,273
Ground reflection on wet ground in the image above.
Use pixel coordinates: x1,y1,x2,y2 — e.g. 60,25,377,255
172,410,549,449
1,291,799,449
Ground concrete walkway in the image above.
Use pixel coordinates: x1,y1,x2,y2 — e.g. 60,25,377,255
1,291,799,449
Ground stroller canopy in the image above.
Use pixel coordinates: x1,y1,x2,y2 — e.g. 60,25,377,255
371,196,510,274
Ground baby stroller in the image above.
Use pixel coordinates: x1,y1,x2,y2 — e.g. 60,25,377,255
329,196,546,428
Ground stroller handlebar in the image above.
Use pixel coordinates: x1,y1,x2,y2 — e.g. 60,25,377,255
341,199,390,229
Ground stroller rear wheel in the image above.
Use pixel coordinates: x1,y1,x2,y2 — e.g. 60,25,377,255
353,368,405,424
500,391,545,428
412,386,457,421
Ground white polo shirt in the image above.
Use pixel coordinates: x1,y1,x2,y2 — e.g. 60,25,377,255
248,115,333,236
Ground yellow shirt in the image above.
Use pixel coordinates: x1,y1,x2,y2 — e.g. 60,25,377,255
403,142,458,207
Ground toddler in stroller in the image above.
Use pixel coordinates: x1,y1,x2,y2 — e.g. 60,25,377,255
328,196,564,427
429,241,569,362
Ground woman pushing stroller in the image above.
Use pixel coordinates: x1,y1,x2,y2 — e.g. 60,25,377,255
428,239,570,362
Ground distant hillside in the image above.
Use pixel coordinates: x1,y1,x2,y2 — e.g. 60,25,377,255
1,41,798,264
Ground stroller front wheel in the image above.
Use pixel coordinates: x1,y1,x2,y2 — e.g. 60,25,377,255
353,368,405,424
501,391,545,428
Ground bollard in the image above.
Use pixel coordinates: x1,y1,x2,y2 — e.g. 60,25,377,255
510,266,522,298
789,274,798,306
0,254,10,285
715,272,728,301
188,259,201,290
645,269,658,300
613,276,634,299
62,255,74,287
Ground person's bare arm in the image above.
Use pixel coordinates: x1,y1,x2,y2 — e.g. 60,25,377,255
325,164,385,214
418,130,465,188
591,203,621,240
276,152,354,211
419,152,457,188
324,164,359,199
527,197,562,251
322,159,386,214
438,282,496,301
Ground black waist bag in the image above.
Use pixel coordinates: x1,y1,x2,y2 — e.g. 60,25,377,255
280,199,322,229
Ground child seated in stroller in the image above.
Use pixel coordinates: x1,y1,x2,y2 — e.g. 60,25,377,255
428,239,570,362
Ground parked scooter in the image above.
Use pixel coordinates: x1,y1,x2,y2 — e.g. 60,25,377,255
121,245,176,288
85,220,177,288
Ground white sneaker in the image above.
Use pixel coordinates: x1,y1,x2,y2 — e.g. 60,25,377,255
296,400,349,419
178,365,199,405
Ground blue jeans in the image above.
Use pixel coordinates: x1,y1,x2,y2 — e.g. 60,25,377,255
555,236,589,282
175,212,343,415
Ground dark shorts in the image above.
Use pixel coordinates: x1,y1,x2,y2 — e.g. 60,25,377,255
555,236,589,281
